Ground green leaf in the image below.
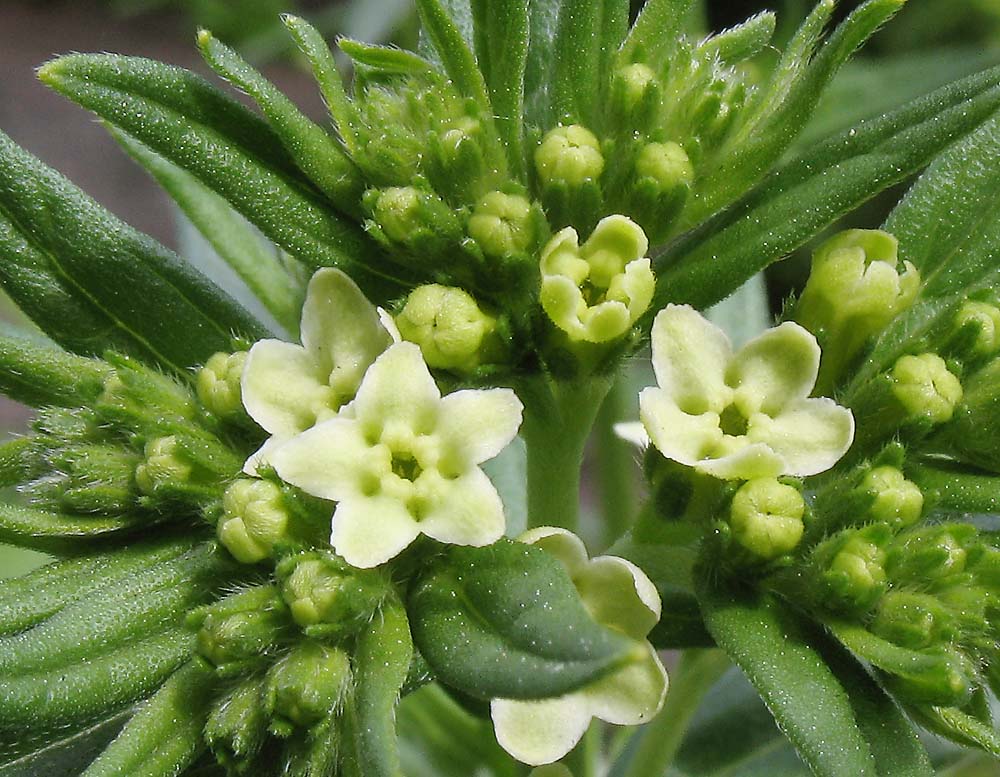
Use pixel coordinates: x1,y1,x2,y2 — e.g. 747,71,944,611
0,628,193,761
651,64,1000,316
698,578,880,777
470,0,529,175
701,12,777,66
408,539,634,700
0,535,196,637
0,711,130,777
114,131,303,336
0,505,160,553
414,0,490,110
338,39,435,75
0,329,110,409
550,0,628,127
81,661,216,777
618,0,694,68
196,31,364,214
0,130,265,371
910,706,1000,758
523,0,559,126
38,54,409,303
341,596,412,777
907,461,1000,514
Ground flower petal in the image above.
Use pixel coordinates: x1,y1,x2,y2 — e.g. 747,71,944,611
650,305,731,413
584,642,667,726
750,398,855,477
727,322,821,416
242,435,290,476
418,467,506,547
331,494,421,568
695,443,785,480
613,421,649,448
241,340,329,436
519,526,590,577
639,386,723,467
576,556,660,640
300,268,392,397
271,418,375,502
350,342,441,432
491,696,592,766
540,275,588,340
437,388,523,468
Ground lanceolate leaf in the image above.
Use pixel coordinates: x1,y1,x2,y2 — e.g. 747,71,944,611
617,0,693,69
38,55,409,302
651,65,1000,318
698,577,881,777
0,329,110,409
414,0,490,110
408,539,634,700
0,505,161,553
0,130,265,371
0,712,131,777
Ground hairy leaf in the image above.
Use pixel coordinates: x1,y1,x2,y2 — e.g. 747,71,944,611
0,329,109,409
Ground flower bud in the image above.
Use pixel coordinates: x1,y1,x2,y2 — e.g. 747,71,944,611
728,478,805,561
395,285,498,372
369,186,462,255
795,230,920,391
217,478,292,564
860,466,923,528
47,443,140,514
467,191,537,258
428,116,488,201
98,356,197,434
280,555,384,629
885,646,976,708
890,353,962,426
266,642,351,730
197,351,248,419
871,591,956,649
635,142,694,189
627,142,693,242
939,357,1000,472
192,585,290,675
887,524,977,587
812,525,890,614
134,436,191,495
951,301,1000,358
610,64,659,124
535,125,604,187
540,215,654,343
205,678,269,771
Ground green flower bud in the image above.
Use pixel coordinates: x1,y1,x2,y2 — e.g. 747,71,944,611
634,142,694,189
197,351,248,419
205,678,269,772
952,301,1000,358
796,230,920,391
97,354,197,434
535,125,604,187
134,436,191,496
887,524,977,586
281,555,384,629
890,353,962,425
429,116,488,201
871,591,956,649
266,642,351,730
611,63,658,120
395,285,498,371
886,646,976,708
192,585,289,675
217,478,292,564
370,186,461,254
812,525,890,614
627,142,693,242
728,478,805,561
860,466,923,528
939,357,1000,473
467,191,536,258
47,444,140,514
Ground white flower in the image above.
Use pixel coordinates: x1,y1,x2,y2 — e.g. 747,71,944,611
491,527,668,766
240,268,393,473
271,342,522,568
638,304,855,480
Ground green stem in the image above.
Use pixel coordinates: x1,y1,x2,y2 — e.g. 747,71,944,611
519,375,611,533
595,375,639,549
620,649,731,777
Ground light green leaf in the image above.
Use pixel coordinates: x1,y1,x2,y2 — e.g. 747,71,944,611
618,0,694,69
414,0,490,109
701,12,777,65
408,539,634,700
0,329,109,409
338,38,435,75
0,130,265,371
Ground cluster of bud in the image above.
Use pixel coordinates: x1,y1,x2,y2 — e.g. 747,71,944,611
191,585,291,677
278,552,386,635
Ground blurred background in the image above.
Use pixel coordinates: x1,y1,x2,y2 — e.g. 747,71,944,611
0,0,996,577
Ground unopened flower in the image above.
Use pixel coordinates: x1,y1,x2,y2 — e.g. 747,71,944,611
638,305,855,480
272,342,522,568
491,527,667,766
241,268,393,473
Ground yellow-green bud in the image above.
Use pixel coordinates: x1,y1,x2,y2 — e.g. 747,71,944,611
819,531,888,613
796,229,920,390
890,353,963,425
954,301,1000,357
535,125,604,186
266,642,351,729
197,351,248,419
194,586,288,671
395,285,497,371
634,142,694,190
729,478,805,561
373,187,423,243
888,525,974,585
861,466,923,528
613,63,657,113
467,191,535,258
281,557,384,629
218,479,291,564
135,436,191,495
871,591,956,649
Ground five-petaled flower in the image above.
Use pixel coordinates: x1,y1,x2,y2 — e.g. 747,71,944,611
271,342,523,568
636,304,855,480
491,527,668,766
240,268,393,473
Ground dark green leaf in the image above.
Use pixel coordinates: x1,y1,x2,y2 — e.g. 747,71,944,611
81,661,216,777
470,0,529,175
0,328,109,409
38,55,408,303
0,711,130,777
651,64,1000,316
698,578,880,777
523,0,560,126
0,505,160,553
408,539,633,700
0,129,266,371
